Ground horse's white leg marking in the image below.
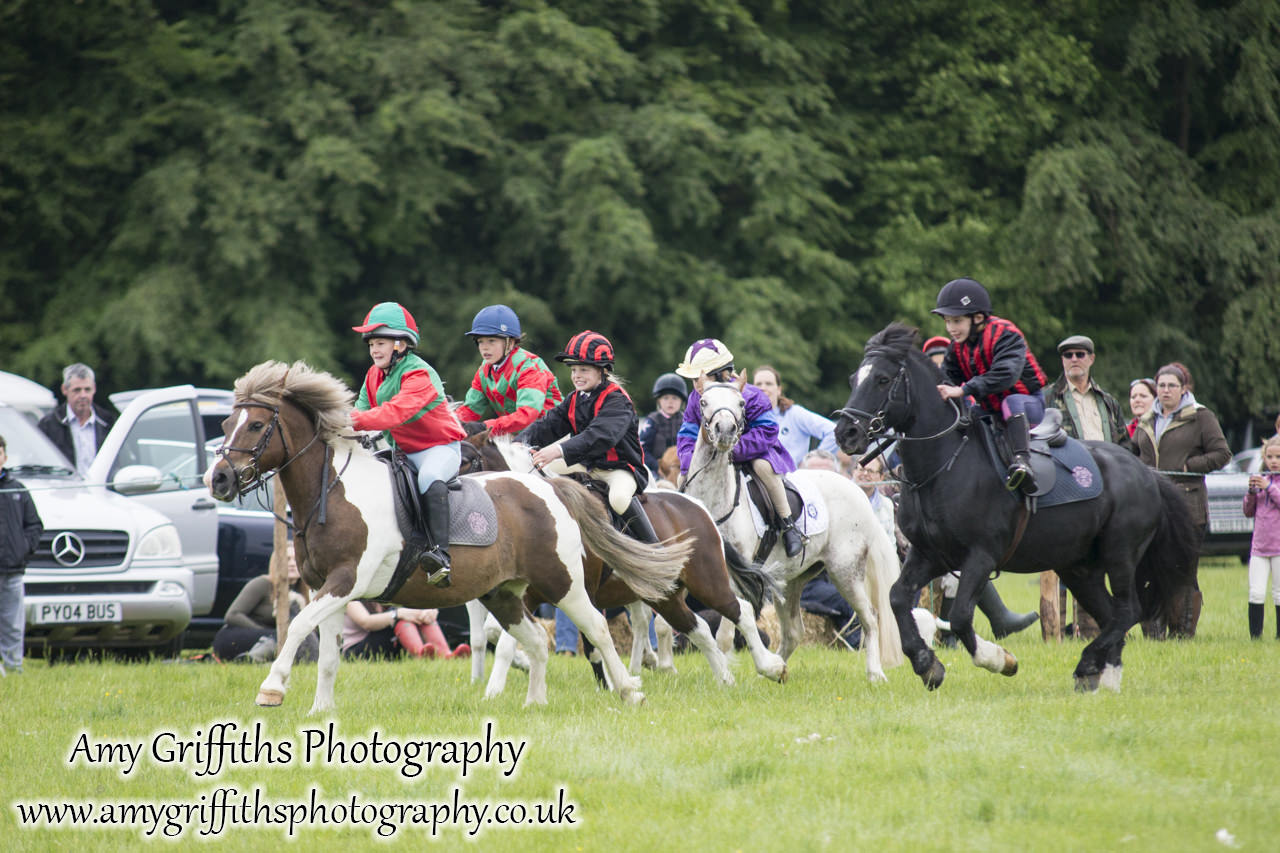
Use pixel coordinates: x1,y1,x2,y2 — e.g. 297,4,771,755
507,616,549,706
733,597,787,681
484,630,518,700
308,609,346,715
654,614,676,672
972,634,1011,673
466,599,488,684
1099,663,1123,692
257,592,349,708
682,612,734,685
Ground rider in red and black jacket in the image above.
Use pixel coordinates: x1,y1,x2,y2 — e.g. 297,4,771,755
933,278,1047,492
518,331,656,544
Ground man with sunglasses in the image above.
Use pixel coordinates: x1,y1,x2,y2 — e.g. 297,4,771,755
1044,335,1132,452
1043,334,1130,639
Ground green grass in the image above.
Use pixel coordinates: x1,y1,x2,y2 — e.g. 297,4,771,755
3,559,1276,851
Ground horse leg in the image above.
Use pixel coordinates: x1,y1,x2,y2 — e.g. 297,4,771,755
776,578,806,661
729,596,787,682
893,552,947,689
624,601,655,675
829,565,886,684
257,592,349,708
648,596,732,685
466,599,489,684
714,614,735,653
653,614,676,672
505,615,550,706
557,583,644,705
1063,569,1130,693
483,629,519,700
947,562,1018,679
308,609,346,715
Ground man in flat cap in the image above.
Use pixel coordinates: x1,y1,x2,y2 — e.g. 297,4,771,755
1043,334,1131,640
1044,335,1131,451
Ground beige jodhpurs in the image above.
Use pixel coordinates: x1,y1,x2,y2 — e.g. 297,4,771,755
543,457,638,514
750,458,793,521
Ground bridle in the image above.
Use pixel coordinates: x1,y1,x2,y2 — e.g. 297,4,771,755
215,398,348,535
832,350,968,489
215,400,318,493
679,387,746,523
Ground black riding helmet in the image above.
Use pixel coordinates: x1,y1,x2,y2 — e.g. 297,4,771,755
651,372,688,402
931,278,992,317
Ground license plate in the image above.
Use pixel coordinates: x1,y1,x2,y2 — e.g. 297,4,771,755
31,601,122,624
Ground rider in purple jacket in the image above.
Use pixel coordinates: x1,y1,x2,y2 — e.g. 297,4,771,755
674,338,802,557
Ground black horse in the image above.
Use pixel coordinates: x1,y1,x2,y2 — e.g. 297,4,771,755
833,323,1199,692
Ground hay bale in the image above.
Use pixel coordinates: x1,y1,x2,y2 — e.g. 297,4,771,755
755,603,840,649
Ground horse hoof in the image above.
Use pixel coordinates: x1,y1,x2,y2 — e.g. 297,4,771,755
621,689,646,706
867,670,888,684
256,690,284,707
1074,673,1101,693
1001,653,1018,677
922,660,946,690
776,665,789,684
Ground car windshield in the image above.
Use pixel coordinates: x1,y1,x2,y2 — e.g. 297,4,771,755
0,407,76,475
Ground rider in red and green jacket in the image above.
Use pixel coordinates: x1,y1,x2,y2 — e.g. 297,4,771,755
351,302,463,586
455,304,563,436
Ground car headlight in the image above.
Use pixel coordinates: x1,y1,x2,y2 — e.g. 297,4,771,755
136,524,183,559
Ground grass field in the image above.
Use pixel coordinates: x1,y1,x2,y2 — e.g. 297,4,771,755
3,559,1277,851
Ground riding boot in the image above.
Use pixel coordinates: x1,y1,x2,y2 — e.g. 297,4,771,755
420,480,452,587
1248,603,1264,639
977,581,1038,639
619,498,660,545
779,515,804,558
1003,413,1035,493
1275,605,1280,640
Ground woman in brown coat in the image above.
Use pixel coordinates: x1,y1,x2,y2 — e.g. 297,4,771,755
1132,362,1230,637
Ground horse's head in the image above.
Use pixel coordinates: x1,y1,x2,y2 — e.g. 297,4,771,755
698,378,747,453
205,360,352,500
834,322,922,455
206,399,289,500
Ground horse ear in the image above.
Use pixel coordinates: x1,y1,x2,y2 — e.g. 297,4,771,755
735,373,747,392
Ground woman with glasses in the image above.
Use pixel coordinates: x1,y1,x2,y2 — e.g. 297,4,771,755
1132,362,1230,638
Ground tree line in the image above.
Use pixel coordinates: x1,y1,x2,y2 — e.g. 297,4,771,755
2,0,1277,440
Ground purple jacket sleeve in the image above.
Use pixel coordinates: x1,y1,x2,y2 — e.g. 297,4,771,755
677,392,700,474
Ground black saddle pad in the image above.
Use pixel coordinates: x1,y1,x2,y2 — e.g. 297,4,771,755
975,418,1104,507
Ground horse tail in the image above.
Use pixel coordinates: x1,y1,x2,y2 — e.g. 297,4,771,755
864,521,904,669
722,539,777,612
547,478,692,603
1135,474,1200,626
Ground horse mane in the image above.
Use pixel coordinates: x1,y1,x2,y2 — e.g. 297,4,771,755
866,322,923,362
233,360,355,441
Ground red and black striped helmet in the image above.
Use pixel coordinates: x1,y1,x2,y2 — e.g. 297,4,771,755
555,330,614,369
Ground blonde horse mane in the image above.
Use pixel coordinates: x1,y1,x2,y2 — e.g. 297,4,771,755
233,360,355,441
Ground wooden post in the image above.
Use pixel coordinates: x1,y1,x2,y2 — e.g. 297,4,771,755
1039,570,1062,642
271,477,290,654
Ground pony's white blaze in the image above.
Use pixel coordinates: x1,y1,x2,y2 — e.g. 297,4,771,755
225,408,249,450
856,363,872,388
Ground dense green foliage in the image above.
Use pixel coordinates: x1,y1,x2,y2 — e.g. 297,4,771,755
3,564,1278,851
2,0,1278,429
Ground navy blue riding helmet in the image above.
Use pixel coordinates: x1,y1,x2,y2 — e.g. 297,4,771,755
466,304,522,339
931,278,992,317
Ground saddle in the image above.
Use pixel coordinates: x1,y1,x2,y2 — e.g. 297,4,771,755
977,409,1104,508
741,467,805,564
566,473,651,534
371,450,498,601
